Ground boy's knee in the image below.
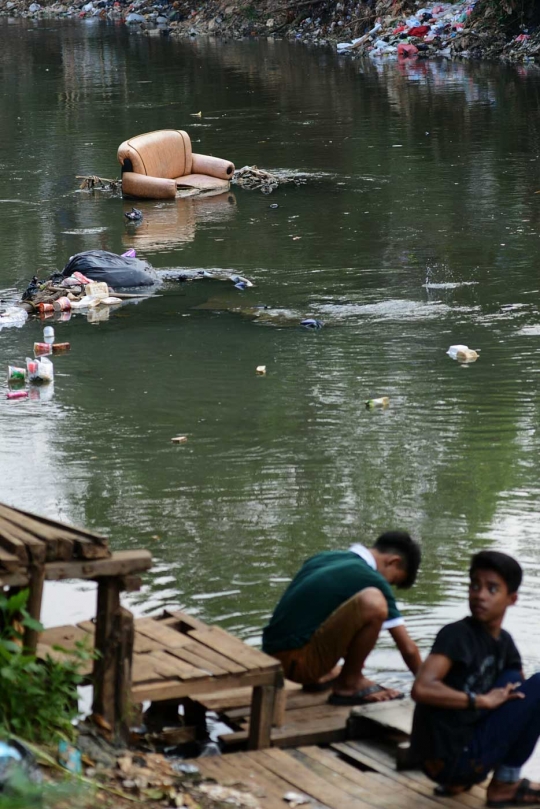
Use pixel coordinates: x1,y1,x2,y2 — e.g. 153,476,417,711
354,587,388,623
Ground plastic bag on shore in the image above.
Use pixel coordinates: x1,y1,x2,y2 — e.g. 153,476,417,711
61,250,155,289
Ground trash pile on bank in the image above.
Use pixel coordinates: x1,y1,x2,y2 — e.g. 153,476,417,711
337,1,479,59
1,0,539,63
0,730,263,809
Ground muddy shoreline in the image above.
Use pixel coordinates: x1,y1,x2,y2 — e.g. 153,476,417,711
1,0,540,64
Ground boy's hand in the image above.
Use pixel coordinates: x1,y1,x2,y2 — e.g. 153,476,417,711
478,682,524,710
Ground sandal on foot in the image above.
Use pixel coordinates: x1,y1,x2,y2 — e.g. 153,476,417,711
487,778,540,808
328,684,404,706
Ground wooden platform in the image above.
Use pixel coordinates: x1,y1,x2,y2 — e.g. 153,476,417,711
189,743,488,809
39,609,283,749
187,700,488,808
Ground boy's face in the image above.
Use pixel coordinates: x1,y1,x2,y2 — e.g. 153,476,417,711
469,568,517,625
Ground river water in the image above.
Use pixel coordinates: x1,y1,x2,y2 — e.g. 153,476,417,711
2,19,540,687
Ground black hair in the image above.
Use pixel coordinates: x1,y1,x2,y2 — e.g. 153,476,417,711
373,531,421,589
469,551,522,594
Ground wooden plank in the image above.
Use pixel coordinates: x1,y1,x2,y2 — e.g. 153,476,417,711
77,620,163,655
0,525,29,563
349,699,414,736
296,748,446,809
220,710,349,749
135,618,194,650
167,645,227,676
189,627,279,671
196,754,295,809
181,639,247,674
350,739,486,800
132,654,168,684
248,685,276,750
40,624,93,649
0,546,22,573
251,748,372,809
0,506,47,563
36,642,93,677
1,503,109,546
332,743,485,809
233,751,332,809
146,650,209,680
199,679,301,713
161,610,211,632
45,549,152,580
0,507,109,561
131,668,277,704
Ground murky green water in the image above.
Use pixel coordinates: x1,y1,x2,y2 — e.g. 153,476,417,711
2,19,540,683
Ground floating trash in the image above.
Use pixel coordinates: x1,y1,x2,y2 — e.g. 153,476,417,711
300,318,323,329
366,397,390,409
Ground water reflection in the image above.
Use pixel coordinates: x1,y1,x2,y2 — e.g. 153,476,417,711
122,192,237,252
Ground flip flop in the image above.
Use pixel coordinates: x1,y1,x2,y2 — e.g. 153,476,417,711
487,779,540,808
327,684,404,706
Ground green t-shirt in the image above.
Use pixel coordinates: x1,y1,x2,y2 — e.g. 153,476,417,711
262,550,402,654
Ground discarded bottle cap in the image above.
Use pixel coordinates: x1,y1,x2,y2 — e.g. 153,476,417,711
171,435,188,443
300,318,323,329
7,366,27,382
256,365,267,375
365,397,390,409
34,342,52,356
52,342,70,352
6,390,29,400
53,297,71,312
43,325,55,343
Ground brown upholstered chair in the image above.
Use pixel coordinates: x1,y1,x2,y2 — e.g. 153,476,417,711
117,129,235,200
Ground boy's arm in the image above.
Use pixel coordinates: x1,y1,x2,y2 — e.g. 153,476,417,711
389,624,422,674
412,653,524,710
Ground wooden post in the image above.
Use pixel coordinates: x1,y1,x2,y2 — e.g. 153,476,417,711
23,564,45,653
92,577,121,731
115,607,134,741
248,684,276,750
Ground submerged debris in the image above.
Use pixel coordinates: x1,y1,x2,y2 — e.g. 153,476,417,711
77,175,122,193
232,166,308,194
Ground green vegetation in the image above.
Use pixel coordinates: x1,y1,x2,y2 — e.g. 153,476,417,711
0,590,92,744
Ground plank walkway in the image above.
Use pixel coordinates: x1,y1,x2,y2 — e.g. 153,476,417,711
188,744,488,809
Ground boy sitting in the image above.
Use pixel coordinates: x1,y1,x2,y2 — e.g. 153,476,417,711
411,550,540,807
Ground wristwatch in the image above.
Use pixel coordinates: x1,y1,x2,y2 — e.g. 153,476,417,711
467,691,477,711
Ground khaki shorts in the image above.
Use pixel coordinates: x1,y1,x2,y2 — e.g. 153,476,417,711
271,592,367,686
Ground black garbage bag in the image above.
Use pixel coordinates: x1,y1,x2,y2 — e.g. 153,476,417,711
61,250,156,288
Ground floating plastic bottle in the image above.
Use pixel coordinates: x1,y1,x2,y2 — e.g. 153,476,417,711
365,397,390,409
43,325,55,343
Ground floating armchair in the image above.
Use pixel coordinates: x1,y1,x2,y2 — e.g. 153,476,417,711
117,129,235,200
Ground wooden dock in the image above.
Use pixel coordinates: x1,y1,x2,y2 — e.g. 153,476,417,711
186,700,489,809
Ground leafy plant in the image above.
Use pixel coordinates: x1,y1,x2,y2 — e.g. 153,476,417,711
0,590,93,744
